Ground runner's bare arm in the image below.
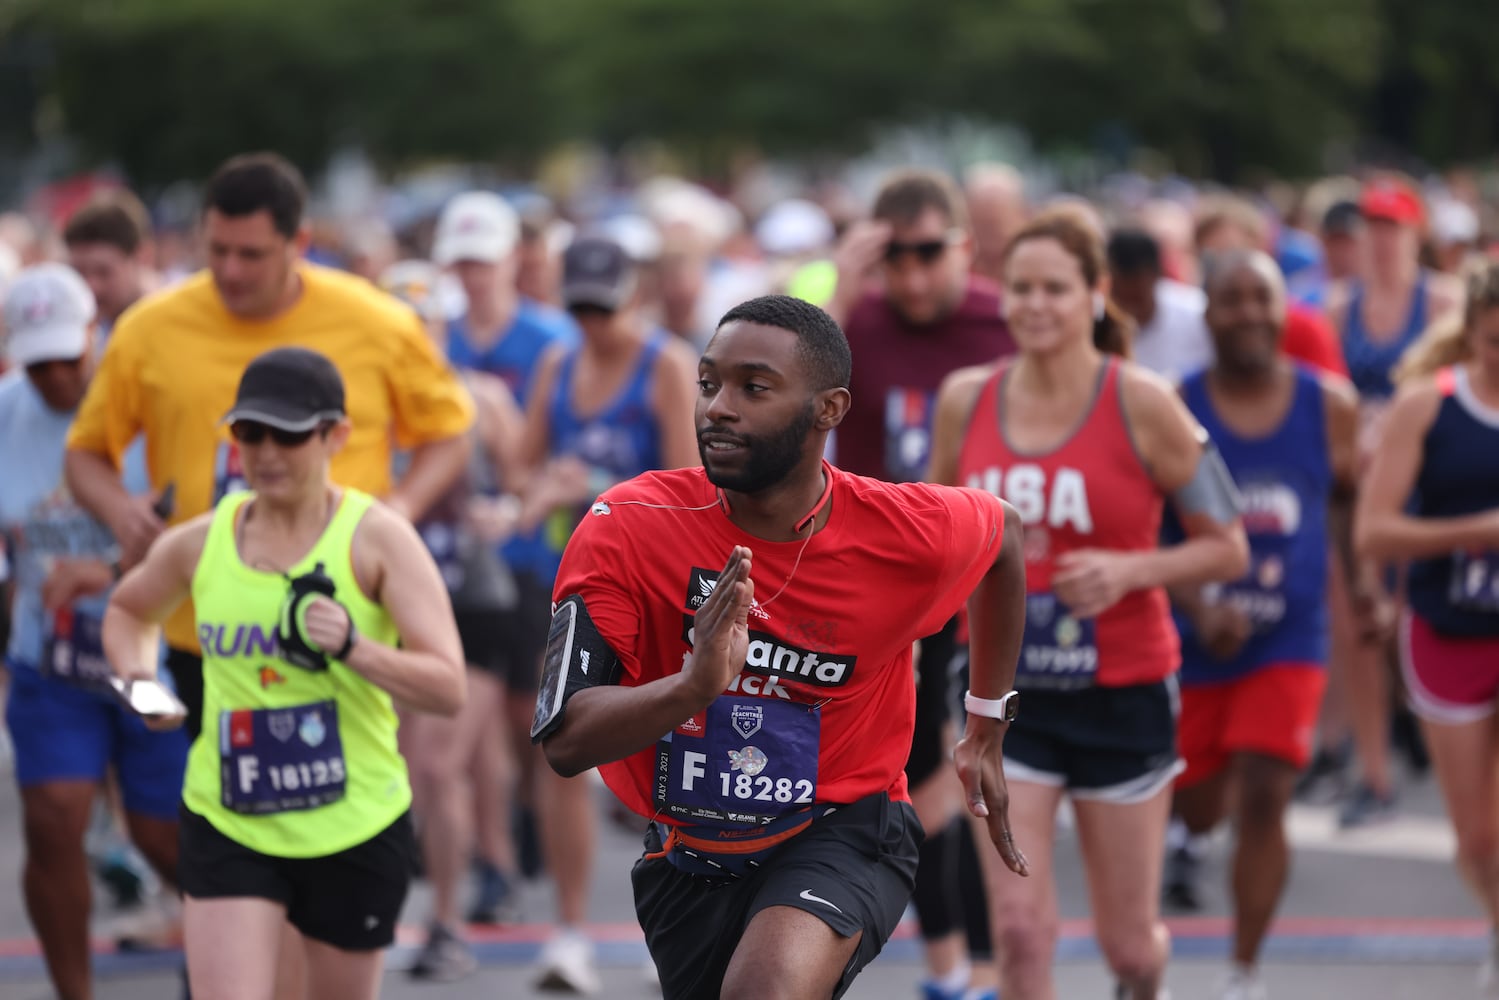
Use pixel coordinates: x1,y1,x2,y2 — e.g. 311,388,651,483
468,371,526,490
954,501,1030,876
65,449,164,570
320,504,466,716
1321,372,1390,639
1428,271,1466,324
1355,379,1499,559
387,432,470,523
512,345,570,530
102,515,212,682
653,338,704,470
541,546,753,778
927,364,997,486
1056,366,1248,618
518,344,569,477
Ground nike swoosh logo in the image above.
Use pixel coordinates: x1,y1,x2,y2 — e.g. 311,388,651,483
799,889,842,913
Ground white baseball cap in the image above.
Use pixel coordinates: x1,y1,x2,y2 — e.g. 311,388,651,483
3,263,95,368
432,191,520,266
755,199,834,258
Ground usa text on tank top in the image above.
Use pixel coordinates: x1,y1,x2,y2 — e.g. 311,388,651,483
956,358,1178,688
1343,276,1428,400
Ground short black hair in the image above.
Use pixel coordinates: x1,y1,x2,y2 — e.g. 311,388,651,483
1106,228,1162,277
203,152,307,239
717,294,852,392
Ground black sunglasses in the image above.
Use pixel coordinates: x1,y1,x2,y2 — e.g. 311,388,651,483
567,303,616,320
883,230,963,265
230,421,329,447
25,357,86,377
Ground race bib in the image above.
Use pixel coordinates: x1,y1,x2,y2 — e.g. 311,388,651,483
1215,538,1292,632
1450,550,1499,614
220,700,346,815
1018,593,1098,690
212,441,250,504
883,387,936,483
654,695,819,828
417,520,466,592
42,606,114,691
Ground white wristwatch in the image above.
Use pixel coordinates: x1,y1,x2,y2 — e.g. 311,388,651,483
964,689,1020,723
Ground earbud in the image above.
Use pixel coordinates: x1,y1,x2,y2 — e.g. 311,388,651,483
1092,292,1106,321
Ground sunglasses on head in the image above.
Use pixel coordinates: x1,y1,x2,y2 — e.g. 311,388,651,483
883,229,963,265
229,421,329,447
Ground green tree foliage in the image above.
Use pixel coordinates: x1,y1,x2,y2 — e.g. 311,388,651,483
1368,0,1499,165
2,0,1485,188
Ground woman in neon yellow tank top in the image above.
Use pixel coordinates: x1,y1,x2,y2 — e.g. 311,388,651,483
102,346,466,1000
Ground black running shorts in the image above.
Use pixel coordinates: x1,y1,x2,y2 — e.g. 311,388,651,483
178,807,417,951
631,792,921,1000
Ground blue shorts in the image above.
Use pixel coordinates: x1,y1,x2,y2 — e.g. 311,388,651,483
5,662,189,820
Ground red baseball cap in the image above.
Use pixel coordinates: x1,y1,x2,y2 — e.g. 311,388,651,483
1360,182,1423,226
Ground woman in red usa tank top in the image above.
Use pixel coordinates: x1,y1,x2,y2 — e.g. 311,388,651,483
929,206,1249,1000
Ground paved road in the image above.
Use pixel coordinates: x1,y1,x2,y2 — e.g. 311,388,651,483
0,744,1486,999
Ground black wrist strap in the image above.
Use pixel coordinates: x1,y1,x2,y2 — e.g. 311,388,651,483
333,619,358,661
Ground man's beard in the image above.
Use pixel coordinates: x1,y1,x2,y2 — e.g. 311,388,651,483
698,402,817,494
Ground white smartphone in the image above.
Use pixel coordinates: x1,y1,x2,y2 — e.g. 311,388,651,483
108,677,189,726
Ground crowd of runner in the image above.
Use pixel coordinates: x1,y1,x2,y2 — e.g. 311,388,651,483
0,151,1497,1000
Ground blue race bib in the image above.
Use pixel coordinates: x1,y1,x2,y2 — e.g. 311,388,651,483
1214,536,1293,632
1450,550,1499,614
1018,593,1098,691
883,387,936,483
418,520,467,592
654,694,819,828
212,441,250,504
219,700,346,815
43,606,114,692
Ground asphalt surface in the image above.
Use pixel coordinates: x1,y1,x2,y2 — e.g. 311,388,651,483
0,735,1487,1000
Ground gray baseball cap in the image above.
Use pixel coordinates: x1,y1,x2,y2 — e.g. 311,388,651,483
562,235,636,312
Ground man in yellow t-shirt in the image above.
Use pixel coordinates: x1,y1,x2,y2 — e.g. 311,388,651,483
65,152,475,740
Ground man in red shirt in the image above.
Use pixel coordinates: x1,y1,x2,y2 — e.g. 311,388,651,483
533,294,1028,1000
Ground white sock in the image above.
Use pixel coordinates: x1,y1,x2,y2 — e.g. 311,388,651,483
930,962,970,993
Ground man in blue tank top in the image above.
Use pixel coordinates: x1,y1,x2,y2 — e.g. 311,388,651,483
1161,250,1365,1000
512,234,700,992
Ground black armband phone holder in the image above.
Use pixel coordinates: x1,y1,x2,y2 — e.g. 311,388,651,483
277,561,348,672
530,594,623,743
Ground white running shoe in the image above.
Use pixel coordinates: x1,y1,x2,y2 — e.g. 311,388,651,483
1479,932,1499,997
535,929,602,995
1219,967,1268,1000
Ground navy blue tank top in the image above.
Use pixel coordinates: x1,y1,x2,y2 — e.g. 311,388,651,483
1407,367,1499,637
1342,277,1428,400
538,333,668,580
1177,368,1333,682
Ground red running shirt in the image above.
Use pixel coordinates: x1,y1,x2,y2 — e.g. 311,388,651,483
955,359,1178,688
552,462,1005,823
